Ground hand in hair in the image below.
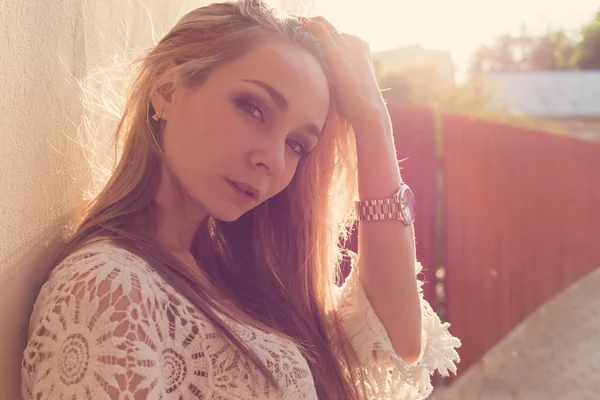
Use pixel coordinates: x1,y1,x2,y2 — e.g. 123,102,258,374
299,16,387,133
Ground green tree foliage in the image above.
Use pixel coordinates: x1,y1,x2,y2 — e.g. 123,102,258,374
470,28,576,73
470,9,600,72
530,31,577,69
572,11,600,69
373,55,509,120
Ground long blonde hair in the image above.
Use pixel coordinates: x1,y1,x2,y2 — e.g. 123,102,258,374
50,1,368,398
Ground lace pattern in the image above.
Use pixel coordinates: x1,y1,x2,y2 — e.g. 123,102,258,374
22,241,459,399
335,256,461,399
21,243,316,399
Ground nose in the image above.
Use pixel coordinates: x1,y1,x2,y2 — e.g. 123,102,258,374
249,138,286,175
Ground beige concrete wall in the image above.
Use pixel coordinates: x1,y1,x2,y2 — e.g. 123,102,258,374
0,1,207,398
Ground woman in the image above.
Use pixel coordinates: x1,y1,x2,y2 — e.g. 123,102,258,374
21,1,460,399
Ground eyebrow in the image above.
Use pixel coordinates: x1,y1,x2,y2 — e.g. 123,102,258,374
240,79,322,138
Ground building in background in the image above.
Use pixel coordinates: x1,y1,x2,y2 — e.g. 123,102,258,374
372,45,456,84
482,71,600,141
370,45,457,107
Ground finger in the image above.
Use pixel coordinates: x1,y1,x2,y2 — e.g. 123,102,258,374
290,14,304,24
310,16,341,36
340,32,371,53
311,16,349,47
309,18,350,50
302,18,340,51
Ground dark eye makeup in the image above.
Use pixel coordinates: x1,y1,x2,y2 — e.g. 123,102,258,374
233,92,316,156
234,94,266,123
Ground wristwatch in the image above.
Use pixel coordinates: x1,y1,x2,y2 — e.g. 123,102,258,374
355,183,416,225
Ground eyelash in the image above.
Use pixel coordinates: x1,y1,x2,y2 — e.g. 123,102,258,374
234,95,310,156
235,95,266,123
286,139,307,155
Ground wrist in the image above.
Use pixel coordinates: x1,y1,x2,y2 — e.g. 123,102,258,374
353,108,401,199
351,101,391,135
353,112,394,153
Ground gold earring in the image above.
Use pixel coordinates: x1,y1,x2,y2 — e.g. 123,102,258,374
152,109,163,121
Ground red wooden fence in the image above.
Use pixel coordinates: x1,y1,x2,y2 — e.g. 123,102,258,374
347,104,600,377
442,114,600,374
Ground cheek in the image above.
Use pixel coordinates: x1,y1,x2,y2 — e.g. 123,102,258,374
161,110,215,180
162,120,202,169
266,157,300,198
166,101,234,156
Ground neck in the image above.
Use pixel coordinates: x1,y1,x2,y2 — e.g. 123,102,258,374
153,165,208,254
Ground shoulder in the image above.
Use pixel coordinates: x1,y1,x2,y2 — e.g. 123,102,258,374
28,240,176,339
28,239,217,337
22,240,215,399
27,241,170,327
50,240,166,293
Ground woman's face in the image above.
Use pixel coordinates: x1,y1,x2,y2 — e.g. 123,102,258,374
158,37,330,221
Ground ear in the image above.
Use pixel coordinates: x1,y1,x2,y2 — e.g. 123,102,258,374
150,69,180,121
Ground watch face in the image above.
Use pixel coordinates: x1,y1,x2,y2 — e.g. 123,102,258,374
400,185,416,224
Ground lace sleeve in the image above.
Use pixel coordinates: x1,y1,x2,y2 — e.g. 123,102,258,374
333,255,461,400
21,246,210,400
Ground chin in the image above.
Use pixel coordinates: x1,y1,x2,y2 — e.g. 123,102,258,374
211,214,242,223
208,207,249,223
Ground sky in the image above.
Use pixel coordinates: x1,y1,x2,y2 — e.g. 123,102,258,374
312,0,599,72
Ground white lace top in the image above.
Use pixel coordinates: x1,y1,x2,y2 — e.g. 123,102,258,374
21,241,460,399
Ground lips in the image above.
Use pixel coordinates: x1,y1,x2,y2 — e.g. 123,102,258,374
228,179,260,199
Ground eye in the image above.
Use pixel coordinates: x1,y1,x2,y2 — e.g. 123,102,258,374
286,139,308,155
234,95,265,123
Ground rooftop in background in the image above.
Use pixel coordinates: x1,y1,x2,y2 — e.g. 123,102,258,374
483,71,600,117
